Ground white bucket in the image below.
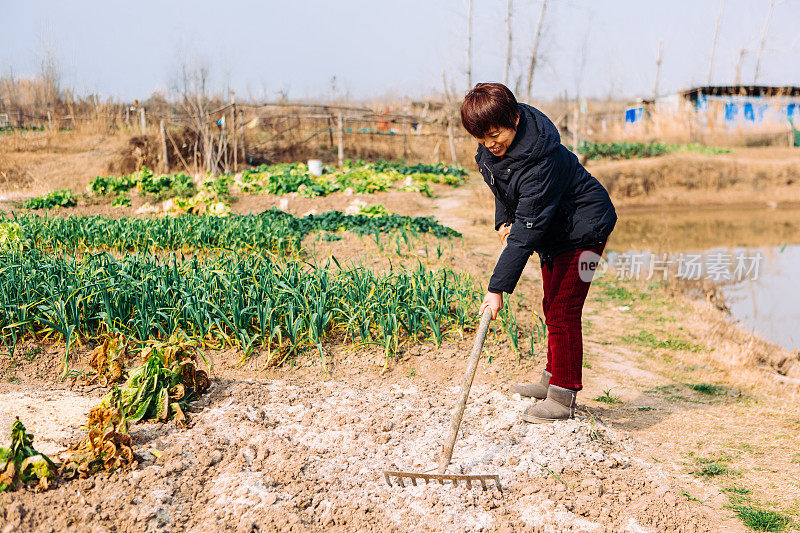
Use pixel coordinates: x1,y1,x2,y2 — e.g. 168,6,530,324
308,159,323,176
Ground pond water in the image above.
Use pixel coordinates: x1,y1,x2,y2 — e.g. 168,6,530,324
606,207,800,353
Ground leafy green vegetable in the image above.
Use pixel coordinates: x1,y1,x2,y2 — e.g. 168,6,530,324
59,386,136,479
111,194,131,208
0,222,25,251
119,332,209,426
353,203,389,218
22,189,77,210
0,418,57,492
85,159,468,202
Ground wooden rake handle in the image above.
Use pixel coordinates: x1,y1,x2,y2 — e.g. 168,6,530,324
437,305,494,474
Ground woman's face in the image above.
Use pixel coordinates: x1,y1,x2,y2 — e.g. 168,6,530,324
475,115,519,158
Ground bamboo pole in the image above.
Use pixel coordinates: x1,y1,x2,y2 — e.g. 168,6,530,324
239,109,246,165
337,111,344,167
160,119,169,172
232,101,238,172
447,117,458,164
572,104,579,153
165,127,191,172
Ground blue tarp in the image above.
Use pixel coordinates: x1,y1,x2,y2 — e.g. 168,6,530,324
625,107,644,123
725,103,738,121
701,95,799,127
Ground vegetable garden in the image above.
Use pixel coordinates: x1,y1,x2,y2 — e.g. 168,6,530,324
21,159,468,211
1,208,460,254
0,157,485,496
0,250,478,377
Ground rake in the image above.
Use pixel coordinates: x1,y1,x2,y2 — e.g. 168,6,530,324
383,306,502,492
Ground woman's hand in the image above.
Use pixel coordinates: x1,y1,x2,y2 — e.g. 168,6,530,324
497,223,511,246
479,291,503,320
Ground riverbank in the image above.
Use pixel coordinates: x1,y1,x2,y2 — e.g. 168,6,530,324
587,147,800,209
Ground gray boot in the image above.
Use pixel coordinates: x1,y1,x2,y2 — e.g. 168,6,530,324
521,385,577,423
510,370,551,399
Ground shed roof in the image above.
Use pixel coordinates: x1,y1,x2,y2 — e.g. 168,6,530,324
681,85,800,105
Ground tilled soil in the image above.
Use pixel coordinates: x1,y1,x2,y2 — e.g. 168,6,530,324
3,377,720,532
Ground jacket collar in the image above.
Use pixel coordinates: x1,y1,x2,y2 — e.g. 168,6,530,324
475,103,558,175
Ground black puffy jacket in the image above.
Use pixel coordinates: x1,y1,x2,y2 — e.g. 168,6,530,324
477,103,617,294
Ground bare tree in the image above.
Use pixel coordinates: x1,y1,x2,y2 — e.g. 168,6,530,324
174,61,232,174
753,0,786,84
441,70,459,164
2,66,18,117
653,39,663,100
466,0,474,89
572,28,591,153
574,29,591,101
504,0,513,86
707,0,725,85
36,35,62,107
525,0,548,101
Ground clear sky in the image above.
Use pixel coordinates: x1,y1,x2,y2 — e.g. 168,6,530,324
2,0,799,102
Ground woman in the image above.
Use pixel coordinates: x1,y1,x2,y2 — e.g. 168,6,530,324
461,82,617,423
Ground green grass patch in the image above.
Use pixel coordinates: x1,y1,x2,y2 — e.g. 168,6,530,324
600,284,635,301
643,384,701,402
679,489,705,503
730,504,792,532
687,382,727,395
692,456,737,478
723,485,752,495
569,141,731,161
621,329,703,352
723,484,794,531
22,347,43,362
593,388,622,404
695,463,729,477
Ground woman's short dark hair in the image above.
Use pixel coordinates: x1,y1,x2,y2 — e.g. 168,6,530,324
460,83,520,138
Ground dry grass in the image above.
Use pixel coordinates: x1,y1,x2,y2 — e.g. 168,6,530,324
0,130,131,199
589,152,800,208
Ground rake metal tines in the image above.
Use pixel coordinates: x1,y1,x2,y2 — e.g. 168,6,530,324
382,470,502,492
